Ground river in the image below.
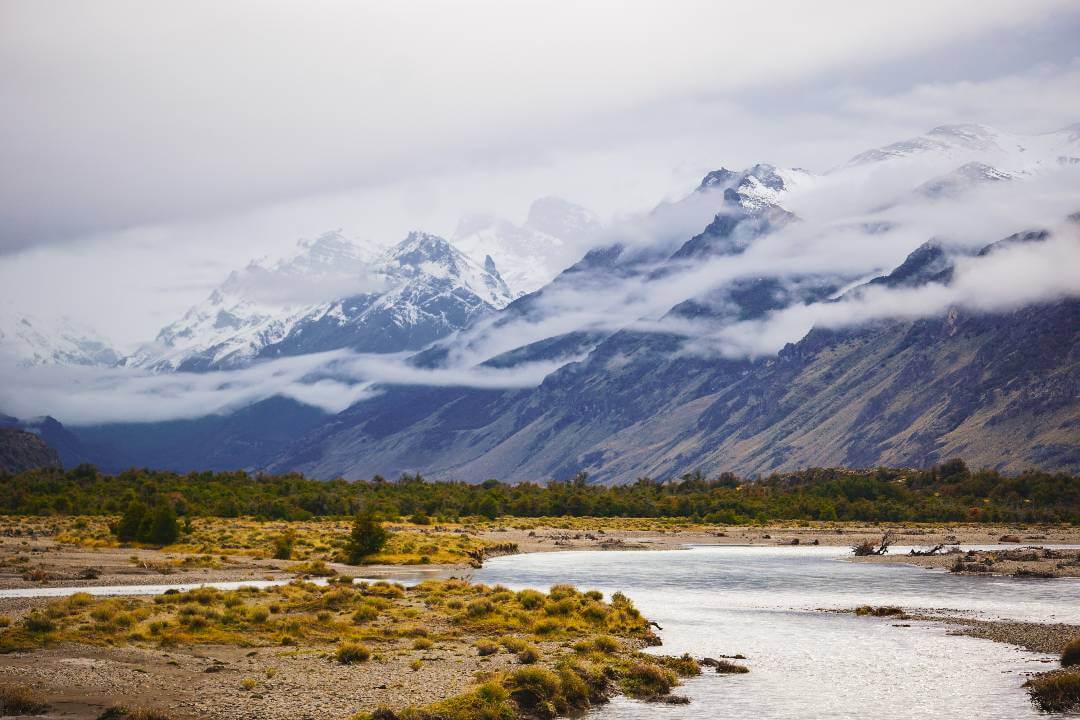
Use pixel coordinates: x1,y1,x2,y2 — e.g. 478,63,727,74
475,545,1080,720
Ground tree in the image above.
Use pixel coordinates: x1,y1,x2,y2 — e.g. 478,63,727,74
115,500,148,542
113,498,178,546
345,511,390,564
144,502,180,545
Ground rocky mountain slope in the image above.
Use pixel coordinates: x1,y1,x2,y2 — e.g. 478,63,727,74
0,419,62,473
263,236,1079,481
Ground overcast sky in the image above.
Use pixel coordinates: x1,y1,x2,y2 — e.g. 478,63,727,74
2,0,1080,347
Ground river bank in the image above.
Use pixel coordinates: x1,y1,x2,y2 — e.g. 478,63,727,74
3,518,1077,596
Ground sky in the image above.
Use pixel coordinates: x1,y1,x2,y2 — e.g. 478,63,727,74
2,0,1080,349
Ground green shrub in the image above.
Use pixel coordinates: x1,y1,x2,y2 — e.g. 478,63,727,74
345,511,390,564
22,613,55,633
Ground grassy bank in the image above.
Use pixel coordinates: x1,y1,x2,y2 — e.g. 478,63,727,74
0,578,701,719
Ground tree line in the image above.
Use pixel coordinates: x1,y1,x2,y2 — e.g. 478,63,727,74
0,460,1076,524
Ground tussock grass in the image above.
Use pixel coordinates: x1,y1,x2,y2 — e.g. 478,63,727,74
1025,669,1080,712
0,684,48,715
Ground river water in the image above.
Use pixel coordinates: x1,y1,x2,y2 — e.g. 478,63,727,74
475,545,1080,720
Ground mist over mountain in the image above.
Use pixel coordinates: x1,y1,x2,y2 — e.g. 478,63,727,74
1,122,1078,480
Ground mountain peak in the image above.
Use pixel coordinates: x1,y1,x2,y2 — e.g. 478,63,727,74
524,196,600,241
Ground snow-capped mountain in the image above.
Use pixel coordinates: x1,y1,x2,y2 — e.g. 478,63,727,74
0,312,119,367
451,197,600,296
843,123,1080,174
127,230,513,371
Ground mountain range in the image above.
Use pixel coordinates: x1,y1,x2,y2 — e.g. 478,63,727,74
2,123,1078,481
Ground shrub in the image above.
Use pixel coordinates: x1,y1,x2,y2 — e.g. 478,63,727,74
240,678,257,691
248,606,269,624
1025,669,1080,713
336,642,372,664
621,663,676,699
413,638,433,650
0,684,48,715
271,532,295,560
22,613,55,633
1062,638,1080,667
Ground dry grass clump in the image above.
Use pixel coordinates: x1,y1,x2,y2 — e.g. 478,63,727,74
620,662,677,699
1025,669,1080,713
713,659,750,674
854,605,903,617
0,684,48,715
475,638,499,656
336,642,372,664
1062,637,1080,667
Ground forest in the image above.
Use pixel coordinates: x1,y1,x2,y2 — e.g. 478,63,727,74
1,460,1076,524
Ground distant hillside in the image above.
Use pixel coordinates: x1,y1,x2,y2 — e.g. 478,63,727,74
0,427,61,473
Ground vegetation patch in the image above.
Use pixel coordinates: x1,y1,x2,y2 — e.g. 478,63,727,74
1025,669,1080,713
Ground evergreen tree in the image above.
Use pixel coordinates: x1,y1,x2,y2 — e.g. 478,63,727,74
345,510,390,564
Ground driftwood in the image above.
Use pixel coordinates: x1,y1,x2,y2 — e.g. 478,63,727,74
909,544,945,556
852,531,894,556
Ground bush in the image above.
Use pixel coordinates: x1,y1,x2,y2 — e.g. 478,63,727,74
1025,669,1080,713
22,613,55,633
345,511,390,564
0,684,48,715
336,642,372,664
271,532,294,560
113,499,179,546
1062,637,1080,667
621,663,676,699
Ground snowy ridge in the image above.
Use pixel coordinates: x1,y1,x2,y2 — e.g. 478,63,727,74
452,197,600,296
842,123,1080,175
126,230,514,371
0,312,119,367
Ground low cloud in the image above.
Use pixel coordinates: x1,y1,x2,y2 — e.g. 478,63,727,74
0,349,576,425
